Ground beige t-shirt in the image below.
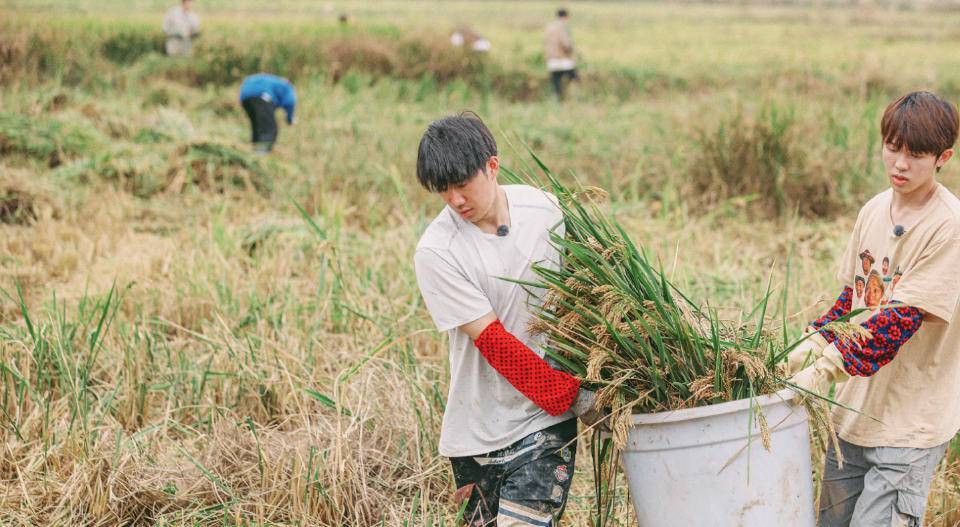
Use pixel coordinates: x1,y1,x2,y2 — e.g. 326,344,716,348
831,184,960,448
414,185,572,457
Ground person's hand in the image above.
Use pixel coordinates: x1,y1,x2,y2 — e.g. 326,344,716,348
789,344,850,397
784,329,828,377
571,389,610,432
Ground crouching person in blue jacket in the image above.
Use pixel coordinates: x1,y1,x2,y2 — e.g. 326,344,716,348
239,73,296,153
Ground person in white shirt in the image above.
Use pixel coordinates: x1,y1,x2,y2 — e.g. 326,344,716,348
413,113,605,526
162,0,201,57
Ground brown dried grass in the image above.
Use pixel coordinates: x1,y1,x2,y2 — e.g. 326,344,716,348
0,170,59,226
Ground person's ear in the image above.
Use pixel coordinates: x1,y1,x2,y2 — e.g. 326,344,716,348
486,156,499,179
937,148,954,168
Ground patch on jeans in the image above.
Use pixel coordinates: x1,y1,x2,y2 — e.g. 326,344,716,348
554,465,569,483
551,485,564,500
559,447,572,463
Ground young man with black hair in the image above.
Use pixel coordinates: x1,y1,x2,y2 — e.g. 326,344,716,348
786,91,960,526
413,114,604,526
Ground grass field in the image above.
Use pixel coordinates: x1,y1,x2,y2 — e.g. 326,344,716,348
3,1,960,525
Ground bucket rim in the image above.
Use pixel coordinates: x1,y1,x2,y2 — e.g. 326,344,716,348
630,388,798,425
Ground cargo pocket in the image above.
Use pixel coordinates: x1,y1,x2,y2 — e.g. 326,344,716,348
894,491,924,527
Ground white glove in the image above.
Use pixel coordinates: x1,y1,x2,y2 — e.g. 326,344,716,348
789,343,850,397
785,329,829,377
571,389,610,432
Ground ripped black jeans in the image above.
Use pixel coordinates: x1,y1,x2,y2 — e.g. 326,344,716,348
450,418,577,527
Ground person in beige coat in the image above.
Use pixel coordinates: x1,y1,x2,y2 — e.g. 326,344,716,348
544,8,577,100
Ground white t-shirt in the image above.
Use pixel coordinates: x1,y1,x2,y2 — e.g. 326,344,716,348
162,6,200,39
414,185,573,457
547,58,577,72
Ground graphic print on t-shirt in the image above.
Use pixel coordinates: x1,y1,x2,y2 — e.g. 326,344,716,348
854,248,900,308
865,270,884,308
858,249,874,276
832,185,960,449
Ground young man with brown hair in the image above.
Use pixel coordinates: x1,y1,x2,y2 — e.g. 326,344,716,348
787,91,960,526
413,114,604,526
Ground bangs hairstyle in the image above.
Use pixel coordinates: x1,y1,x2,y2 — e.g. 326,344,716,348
416,113,497,192
881,91,959,156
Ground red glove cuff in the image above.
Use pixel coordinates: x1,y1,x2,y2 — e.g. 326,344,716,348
474,320,580,416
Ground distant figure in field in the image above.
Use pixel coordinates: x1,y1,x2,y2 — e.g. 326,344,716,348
239,74,296,153
544,8,577,100
450,26,491,53
162,0,201,57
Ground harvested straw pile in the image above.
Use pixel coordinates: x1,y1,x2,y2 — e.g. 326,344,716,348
0,169,59,225
0,112,97,167
53,140,275,198
169,141,274,195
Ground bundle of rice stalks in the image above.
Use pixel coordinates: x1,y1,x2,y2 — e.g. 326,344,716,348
55,142,277,198
394,36,487,83
0,112,98,167
168,42,262,86
132,127,173,145
326,35,399,83
0,28,30,84
168,141,274,196
80,102,133,140
99,30,164,65
509,154,860,442
51,145,169,198
509,154,859,524
0,169,59,225
528,175,781,412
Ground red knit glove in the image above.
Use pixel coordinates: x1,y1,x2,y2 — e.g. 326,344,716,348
474,320,580,416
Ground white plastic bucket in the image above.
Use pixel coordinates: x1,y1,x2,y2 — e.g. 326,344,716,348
620,388,814,526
